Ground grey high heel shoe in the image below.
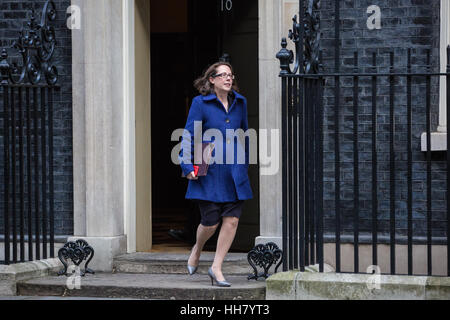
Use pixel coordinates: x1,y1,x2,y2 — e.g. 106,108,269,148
187,246,199,275
187,264,198,275
208,267,231,287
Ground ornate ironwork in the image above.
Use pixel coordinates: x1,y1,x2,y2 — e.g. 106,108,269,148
276,0,321,75
57,240,95,277
304,0,321,74
247,242,283,280
0,0,58,85
288,14,302,74
0,49,9,84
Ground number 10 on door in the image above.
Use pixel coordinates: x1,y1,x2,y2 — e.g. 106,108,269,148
221,0,232,12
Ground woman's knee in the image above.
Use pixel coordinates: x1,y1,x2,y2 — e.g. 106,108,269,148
223,216,239,229
201,222,220,231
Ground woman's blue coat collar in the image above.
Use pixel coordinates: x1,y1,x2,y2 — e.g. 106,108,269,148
201,90,245,102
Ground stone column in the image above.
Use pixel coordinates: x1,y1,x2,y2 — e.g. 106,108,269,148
70,0,127,271
256,0,283,247
256,0,299,248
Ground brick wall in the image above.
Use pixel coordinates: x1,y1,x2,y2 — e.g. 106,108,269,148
0,0,73,236
318,0,444,241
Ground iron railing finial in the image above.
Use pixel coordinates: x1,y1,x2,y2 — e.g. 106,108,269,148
276,38,294,75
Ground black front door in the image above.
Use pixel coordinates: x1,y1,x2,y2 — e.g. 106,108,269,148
150,0,259,251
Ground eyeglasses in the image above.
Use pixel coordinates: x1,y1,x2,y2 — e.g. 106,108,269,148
213,72,235,80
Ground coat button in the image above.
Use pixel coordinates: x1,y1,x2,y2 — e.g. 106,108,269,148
226,119,230,123
227,139,231,144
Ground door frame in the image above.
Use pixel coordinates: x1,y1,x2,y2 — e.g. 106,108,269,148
123,0,152,253
123,0,136,253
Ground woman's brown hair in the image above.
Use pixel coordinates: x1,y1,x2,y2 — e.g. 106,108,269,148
193,62,239,96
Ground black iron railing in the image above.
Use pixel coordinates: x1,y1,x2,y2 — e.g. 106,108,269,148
1,1,59,265
277,0,449,276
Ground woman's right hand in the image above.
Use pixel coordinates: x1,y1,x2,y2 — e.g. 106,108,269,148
187,171,198,180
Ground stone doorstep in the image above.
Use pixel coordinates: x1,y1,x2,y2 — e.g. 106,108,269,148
113,261,251,275
266,270,450,300
4,252,269,300
17,273,267,300
0,258,63,296
114,252,250,263
113,252,259,275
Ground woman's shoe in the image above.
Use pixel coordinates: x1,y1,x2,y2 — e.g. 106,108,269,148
208,267,231,287
187,264,198,275
187,245,199,275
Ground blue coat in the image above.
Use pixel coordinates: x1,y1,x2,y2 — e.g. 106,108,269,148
179,91,253,203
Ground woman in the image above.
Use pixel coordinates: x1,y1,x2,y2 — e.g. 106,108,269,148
179,62,253,287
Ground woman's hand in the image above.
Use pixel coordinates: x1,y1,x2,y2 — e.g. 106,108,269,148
187,171,198,180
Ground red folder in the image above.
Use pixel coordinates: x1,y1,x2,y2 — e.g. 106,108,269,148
182,142,215,177
193,165,199,177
